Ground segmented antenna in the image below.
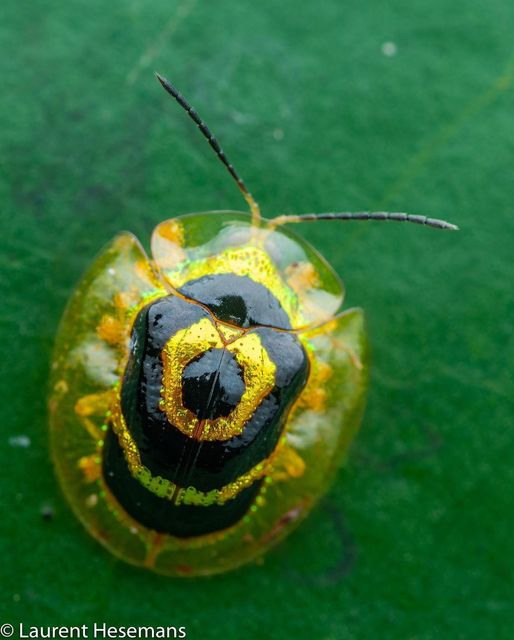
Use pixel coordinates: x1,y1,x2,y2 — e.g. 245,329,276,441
156,73,261,225
270,211,458,230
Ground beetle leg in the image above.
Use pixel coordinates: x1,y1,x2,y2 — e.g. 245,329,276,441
95,285,143,350
285,261,319,294
144,532,165,568
96,290,138,350
269,445,306,482
74,390,114,483
74,390,114,441
294,352,333,413
78,454,102,483
75,389,113,418
331,337,363,370
284,261,333,325
97,314,127,348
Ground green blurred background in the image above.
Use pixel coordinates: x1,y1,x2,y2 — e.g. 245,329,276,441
1,0,513,637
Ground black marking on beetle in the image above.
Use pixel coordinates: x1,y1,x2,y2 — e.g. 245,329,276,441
103,427,263,537
182,347,245,420
117,294,308,490
178,273,292,330
103,290,309,536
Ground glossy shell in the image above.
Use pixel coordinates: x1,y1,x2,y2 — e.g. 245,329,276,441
49,211,368,576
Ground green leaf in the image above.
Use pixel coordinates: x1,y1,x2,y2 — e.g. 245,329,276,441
1,0,513,637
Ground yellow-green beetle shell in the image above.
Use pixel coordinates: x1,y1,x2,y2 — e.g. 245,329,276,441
48,211,368,576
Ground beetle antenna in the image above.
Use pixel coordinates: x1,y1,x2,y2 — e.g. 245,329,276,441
269,211,458,231
156,72,261,225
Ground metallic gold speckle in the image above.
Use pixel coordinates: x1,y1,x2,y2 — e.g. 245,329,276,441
161,318,276,441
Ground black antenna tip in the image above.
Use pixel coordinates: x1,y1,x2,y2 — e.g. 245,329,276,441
155,72,175,93
155,72,182,103
155,72,167,87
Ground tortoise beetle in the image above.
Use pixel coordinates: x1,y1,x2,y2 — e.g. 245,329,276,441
48,74,457,576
